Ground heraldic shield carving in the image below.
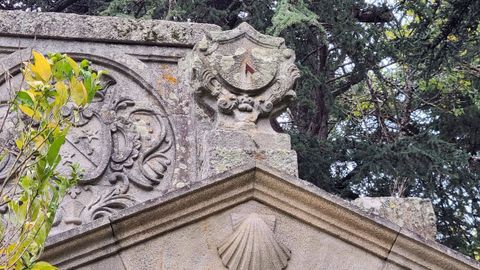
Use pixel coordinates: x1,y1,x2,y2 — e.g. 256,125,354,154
0,54,175,234
191,22,300,131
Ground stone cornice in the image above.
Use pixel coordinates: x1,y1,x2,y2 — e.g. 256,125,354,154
0,10,220,46
42,162,480,269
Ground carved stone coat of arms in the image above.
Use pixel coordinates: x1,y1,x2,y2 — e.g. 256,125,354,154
191,22,300,132
0,54,175,234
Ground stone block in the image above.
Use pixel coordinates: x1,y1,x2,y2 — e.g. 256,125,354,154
198,129,297,179
353,197,437,239
200,147,298,179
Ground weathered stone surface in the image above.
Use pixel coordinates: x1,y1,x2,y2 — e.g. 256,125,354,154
77,255,126,270
0,12,300,235
0,10,220,46
353,197,437,239
198,130,298,178
200,147,297,178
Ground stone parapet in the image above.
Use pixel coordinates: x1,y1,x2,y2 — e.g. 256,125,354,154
0,10,220,46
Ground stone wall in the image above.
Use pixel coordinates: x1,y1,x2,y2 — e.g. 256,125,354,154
0,11,299,236
0,10,220,235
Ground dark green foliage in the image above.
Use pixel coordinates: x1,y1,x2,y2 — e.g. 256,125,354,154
2,0,479,259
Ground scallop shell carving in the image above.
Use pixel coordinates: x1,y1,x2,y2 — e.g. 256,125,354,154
218,213,291,270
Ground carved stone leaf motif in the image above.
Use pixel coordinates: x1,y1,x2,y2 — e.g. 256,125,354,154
192,22,300,130
218,213,291,270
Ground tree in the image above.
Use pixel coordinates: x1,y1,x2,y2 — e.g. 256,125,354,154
311,0,480,256
1,0,479,259
0,51,103,269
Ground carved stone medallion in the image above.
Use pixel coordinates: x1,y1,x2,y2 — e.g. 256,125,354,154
0,54,175,234
191,22,300,131
218,213,291,270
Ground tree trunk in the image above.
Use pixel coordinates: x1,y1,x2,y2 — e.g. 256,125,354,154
307,44,330,140
314,87,330,140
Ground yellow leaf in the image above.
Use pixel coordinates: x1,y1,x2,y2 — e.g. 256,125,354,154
30,51,52,82
385,30,396,40
33,135,45,150
447,34,458,42
66,56,80,76
15,138,23,149
32,261,57,270
22,64,35,82
25,77,45,89
18,104,41,120
402,28,413,38
55,81,68,106
70,77,87,106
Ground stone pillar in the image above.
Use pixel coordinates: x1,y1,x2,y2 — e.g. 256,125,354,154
190,23,300,179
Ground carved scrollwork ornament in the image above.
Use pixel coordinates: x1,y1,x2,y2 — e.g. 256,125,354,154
192,22,300,131
0,57,175,233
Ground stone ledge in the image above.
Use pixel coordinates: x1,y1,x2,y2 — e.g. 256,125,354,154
0,10,221,46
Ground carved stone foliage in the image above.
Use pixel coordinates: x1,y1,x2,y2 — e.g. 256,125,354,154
0,57,175,233
218,213,291,270
191,22,300,130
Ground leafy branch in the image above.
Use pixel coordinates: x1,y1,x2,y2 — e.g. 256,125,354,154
0,50,104,269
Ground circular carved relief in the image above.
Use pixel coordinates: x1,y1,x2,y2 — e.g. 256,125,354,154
0,53,175,232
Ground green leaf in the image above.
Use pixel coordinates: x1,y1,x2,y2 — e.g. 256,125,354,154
46,131,66,167
16,91,34,106
32,261,57,270
52,59,72,80
18,176,33,194
80,59,89,69
82,71,94,103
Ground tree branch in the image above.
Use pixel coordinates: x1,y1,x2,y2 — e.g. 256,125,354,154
49,0,82,12
352,5,394,23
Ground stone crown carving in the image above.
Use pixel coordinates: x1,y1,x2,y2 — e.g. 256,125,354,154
218,213,291,270
192,23,300,131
